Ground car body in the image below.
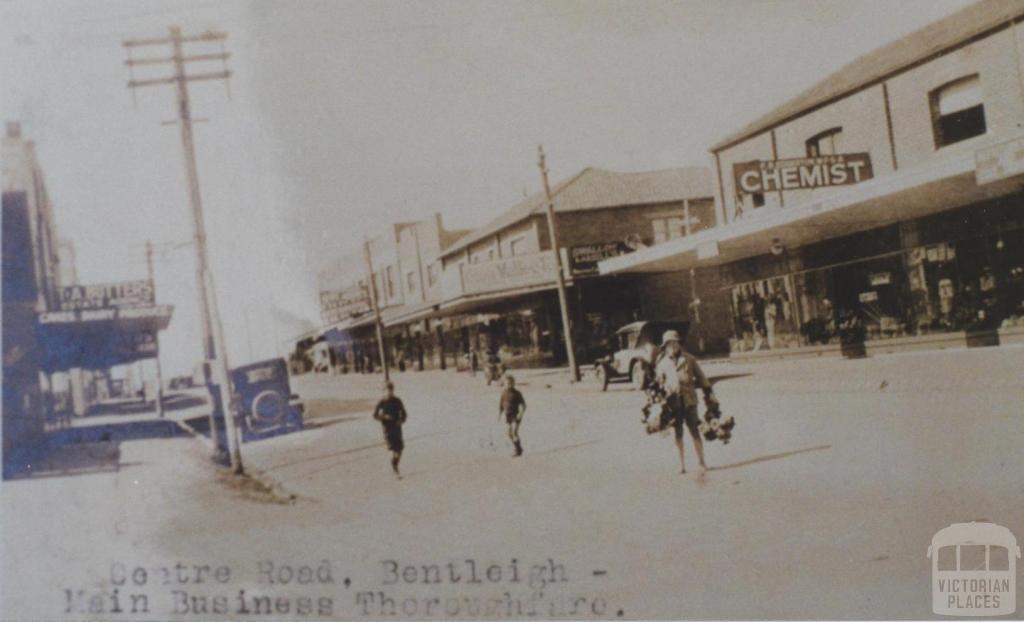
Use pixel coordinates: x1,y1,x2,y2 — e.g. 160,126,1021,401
592,320,690,391
229,357,304,441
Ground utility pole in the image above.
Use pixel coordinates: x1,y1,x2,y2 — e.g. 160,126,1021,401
537,145,580,382
145,241,166,417
124,27,243,473
363,237,390,383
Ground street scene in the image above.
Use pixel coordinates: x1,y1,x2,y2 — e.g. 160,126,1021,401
3,0,1024,620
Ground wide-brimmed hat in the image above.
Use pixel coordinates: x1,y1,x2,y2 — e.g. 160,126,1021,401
662,329,682,343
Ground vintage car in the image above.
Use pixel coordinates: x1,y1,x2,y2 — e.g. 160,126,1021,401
229,357,304,441
592,320,690,391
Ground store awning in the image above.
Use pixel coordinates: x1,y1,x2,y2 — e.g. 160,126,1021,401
36,305,173,372
599,152,1024,275
435,282,561,317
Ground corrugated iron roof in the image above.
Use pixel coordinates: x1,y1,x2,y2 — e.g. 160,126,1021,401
711,0,1024,152
441,166,712,258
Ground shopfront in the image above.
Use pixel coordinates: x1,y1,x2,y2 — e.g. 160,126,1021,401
720,194,1024,353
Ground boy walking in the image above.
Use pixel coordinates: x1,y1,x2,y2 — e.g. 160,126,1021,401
654,330,717,475
498,375,526,456
373,381,407,478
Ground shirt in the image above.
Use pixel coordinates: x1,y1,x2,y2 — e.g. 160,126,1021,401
655,351,711,407
373,397,407,426
499,388,526,416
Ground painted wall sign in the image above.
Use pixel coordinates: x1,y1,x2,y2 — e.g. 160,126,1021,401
320,284,371,324
460,250,557,296
59,280,154,311
568,242,628,275
734,153,873,194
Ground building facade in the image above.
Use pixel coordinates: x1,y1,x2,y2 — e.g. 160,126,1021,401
2,122,61,474
307,213,469,373
602,0,1024,358
433,166,715,367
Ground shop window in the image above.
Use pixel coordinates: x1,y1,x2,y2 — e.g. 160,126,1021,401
930,75,986,148
806,127,843,157
729,277,800,352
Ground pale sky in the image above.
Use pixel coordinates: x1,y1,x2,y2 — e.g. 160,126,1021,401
1,0,975,376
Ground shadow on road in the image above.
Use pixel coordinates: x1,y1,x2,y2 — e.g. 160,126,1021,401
708,444,832,472
532,439,602,456
708,373,754,387
3,441,147,480
261,431,450,473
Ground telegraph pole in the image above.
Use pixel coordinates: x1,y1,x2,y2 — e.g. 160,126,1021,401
124,27,243,473
145,241,166,417
537,145,580,382
363,238,390,382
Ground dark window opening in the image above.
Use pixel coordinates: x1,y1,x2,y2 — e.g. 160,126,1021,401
931,75,986,148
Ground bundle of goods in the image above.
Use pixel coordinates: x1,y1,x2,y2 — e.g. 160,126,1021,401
698,401,735,444
640,384,672,435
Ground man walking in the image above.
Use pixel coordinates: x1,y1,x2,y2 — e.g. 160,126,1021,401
498,375,526,456
654,330,717,474
373,381,407,478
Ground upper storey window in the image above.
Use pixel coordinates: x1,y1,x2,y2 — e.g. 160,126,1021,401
806,127,843,157
930,75,986,148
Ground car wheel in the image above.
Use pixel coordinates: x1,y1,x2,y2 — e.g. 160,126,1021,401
630,362,645,390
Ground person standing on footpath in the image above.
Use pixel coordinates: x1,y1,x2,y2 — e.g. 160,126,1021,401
654,330,717,474
498,375,526,456
373,381,407,478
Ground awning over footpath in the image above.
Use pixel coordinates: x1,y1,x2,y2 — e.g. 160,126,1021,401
36,305,173,372
599,152,1024,275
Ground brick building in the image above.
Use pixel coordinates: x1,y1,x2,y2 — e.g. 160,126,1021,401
432,166,714,367
603,0,1024,358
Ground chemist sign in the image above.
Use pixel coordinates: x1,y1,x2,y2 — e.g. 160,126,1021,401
734,153,873,194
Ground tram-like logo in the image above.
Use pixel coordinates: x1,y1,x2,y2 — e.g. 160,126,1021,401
928,522,1019,616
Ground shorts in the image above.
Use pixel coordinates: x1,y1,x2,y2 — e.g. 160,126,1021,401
665,395,700,438
504,411,522,425
382,424,404,452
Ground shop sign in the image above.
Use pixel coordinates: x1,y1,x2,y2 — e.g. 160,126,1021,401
858,291,879,303
320,284,370,324
975,135,1024,185
461,250,557,296
39,305,174,324
569,242,628,275
869,272,891,286
734,153,873,194
59,280,154,311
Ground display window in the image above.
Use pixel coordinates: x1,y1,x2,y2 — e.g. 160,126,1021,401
728,276,799,352
832,255,909,340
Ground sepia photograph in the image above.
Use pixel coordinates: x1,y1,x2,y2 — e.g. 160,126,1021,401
2,0,1022,619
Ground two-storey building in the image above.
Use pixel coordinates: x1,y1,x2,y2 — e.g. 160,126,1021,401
602,0,1024,358
433,166,714,367
308,213,468,372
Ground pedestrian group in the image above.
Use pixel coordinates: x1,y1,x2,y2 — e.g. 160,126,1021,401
371,331,721,478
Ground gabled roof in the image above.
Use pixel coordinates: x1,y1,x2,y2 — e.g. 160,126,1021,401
441,166,712,258
711,0,1024,152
